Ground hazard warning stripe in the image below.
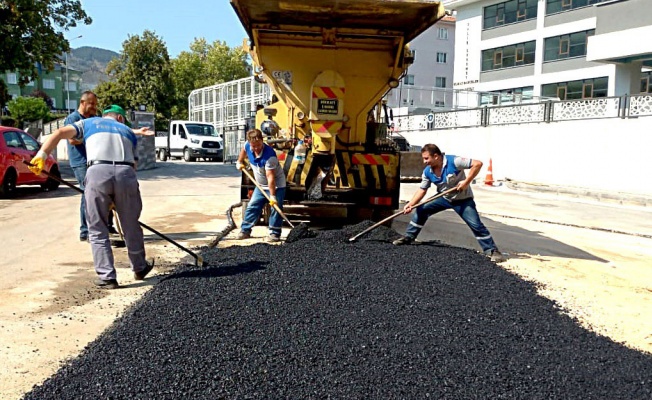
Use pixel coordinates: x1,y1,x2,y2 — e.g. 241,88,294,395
313,121,339,133
351,154,391,165
312,87,345,99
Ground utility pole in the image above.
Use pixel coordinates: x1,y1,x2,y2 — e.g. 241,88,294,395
66,35,83,114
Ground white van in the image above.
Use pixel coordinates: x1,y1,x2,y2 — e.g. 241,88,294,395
155,121,223,162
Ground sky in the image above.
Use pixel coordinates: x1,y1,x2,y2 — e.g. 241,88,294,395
66,0,248,57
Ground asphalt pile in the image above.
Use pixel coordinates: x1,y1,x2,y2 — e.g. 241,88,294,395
24,222,652,399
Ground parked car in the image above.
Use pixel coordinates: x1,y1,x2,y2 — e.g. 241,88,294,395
0,126,60,197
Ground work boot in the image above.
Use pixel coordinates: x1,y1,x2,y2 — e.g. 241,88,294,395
392,236,414,246
134,259,155,281
236,231,251,240
267,233,281,243
490,250,506,263
93,278,119,289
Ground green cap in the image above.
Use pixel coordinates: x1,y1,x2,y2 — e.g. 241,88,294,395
102,104,131,127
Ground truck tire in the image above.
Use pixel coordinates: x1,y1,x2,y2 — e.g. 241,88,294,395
159,149,168,162
183,148,195,162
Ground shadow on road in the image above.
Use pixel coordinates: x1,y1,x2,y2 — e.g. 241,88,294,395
392,213,607,262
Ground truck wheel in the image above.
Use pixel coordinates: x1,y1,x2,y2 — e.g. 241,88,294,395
159,149,167,162
183,148,195,162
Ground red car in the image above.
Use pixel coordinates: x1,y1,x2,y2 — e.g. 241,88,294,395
0,126,60,197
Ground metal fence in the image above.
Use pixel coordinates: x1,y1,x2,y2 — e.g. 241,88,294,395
223,125,247,163
393,94,650,133
188,76,271,134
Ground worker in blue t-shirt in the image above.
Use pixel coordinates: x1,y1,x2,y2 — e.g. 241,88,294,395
64,91,98,241
235,129,287,242
393,143,505,263
29,105,155,289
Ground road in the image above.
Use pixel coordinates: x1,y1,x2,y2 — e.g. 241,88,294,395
1,160,651,398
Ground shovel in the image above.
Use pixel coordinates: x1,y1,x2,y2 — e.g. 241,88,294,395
24,161,207,267
348,187,458,242
241,167,295,228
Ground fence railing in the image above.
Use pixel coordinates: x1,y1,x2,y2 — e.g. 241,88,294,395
393,94,650,133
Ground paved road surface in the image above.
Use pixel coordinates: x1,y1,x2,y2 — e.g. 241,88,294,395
1,160,651,398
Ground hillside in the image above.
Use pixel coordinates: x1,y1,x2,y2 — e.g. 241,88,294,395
68,46,119,91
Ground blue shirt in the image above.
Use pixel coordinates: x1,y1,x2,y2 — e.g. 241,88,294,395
244,142,286,189
420,154,474,201
64,110,87,167
72,117,138,164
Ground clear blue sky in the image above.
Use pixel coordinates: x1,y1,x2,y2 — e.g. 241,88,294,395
66,0,248,57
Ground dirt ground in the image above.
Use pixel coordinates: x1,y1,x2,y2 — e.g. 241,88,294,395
1,161,651,399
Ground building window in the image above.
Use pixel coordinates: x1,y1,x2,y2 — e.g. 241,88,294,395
436,52,447,64
434,100,445,108
546,0,608,15
26,80,34,87
6,73,17,85
43,79,55,89
482,41,536,71
435,77,447,88
480,86,534,105
640,72,652,93
484,0,538,29
51,98,56,108
542,77,608,100
438,28,448,40
544,30,595,61
404,74,415,85
65,81,77,91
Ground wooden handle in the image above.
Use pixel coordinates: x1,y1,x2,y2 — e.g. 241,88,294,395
241,168,295,228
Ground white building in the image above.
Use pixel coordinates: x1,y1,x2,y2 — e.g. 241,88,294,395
385,15,457,112
445,0,652,107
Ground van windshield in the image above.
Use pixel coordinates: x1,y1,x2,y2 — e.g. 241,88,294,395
185,124,218,137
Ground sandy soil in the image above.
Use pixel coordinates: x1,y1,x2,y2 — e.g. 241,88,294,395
1,163,650,399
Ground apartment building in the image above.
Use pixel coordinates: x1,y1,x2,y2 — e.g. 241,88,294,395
385,15,456,112
446,0,652,106
3,65,83,111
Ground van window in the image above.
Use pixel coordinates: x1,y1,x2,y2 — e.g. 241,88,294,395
179,124,187,139
172,124,178,136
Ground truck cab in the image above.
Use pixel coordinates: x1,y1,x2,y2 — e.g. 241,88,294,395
155,121,223,162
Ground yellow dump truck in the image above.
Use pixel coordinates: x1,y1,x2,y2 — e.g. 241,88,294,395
231,0,447,222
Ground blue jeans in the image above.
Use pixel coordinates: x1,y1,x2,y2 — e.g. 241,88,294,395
72,164,88,236
404,196,498,252
241,187,286,236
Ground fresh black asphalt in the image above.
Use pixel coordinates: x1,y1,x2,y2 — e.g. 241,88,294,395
23,222,652,399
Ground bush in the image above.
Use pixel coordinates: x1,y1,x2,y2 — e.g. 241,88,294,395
6,97,50,126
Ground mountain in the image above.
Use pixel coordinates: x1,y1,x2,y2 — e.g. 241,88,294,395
67,46,120,91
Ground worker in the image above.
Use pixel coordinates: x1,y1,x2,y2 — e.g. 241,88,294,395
65,91,97,241
29,105,155,289
392,143,506,263
235,129,287,242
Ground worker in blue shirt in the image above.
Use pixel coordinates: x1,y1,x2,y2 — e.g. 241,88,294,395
393,143,505,263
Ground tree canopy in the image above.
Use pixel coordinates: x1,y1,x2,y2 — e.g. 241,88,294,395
170,38,251,119
104,30,175,122
0,0,92,85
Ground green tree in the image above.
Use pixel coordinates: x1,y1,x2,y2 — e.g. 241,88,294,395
0,1,92,85
171,38,250,120
7,97,50,126
94,81,128,113
106,30,175,121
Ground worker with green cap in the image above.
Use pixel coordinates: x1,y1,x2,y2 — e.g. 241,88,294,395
29,105,155,289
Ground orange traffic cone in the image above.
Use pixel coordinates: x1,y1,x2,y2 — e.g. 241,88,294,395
484,158,494,186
